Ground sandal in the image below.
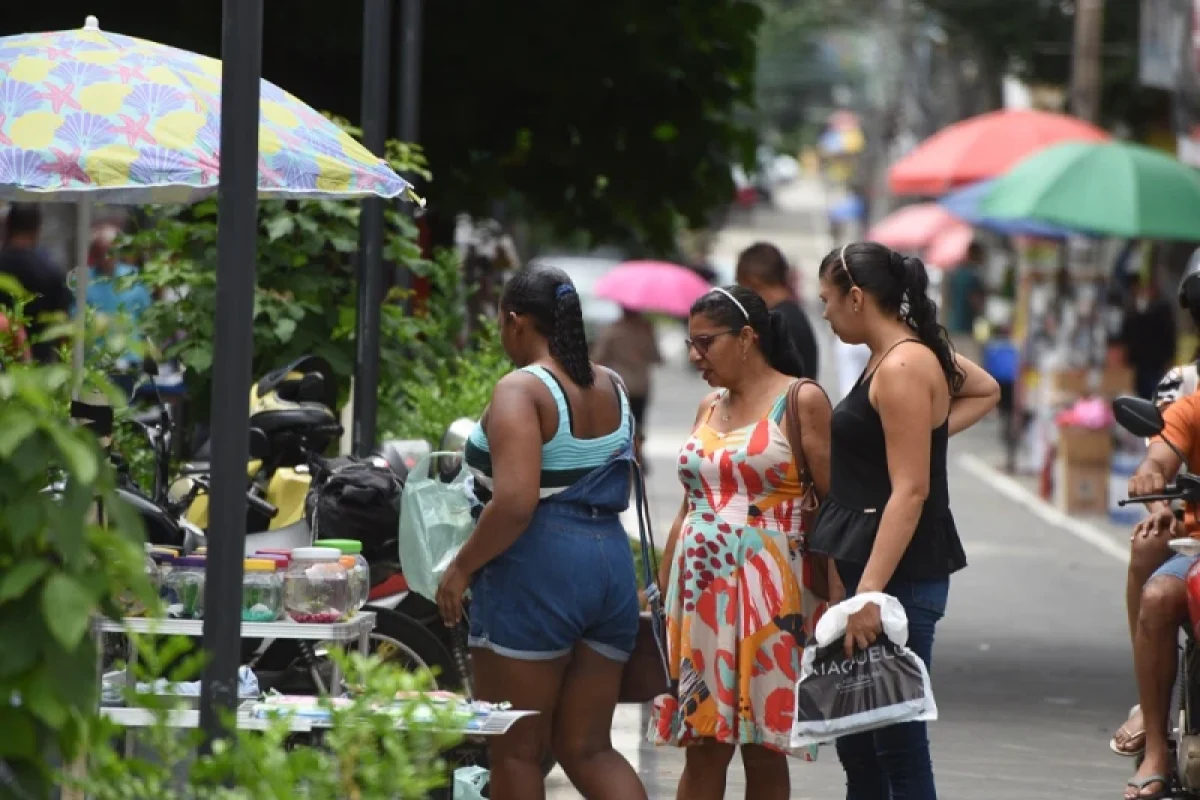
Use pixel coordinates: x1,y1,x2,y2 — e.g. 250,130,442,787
1111,704,1147,758
1124,774,1169,799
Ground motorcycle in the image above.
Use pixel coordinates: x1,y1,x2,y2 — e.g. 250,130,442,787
1114,395,1200,795
175,355,344,533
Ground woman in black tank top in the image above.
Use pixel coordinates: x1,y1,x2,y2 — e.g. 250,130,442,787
812,242,1000,800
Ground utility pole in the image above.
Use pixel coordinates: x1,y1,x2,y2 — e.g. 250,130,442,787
1070,0,1105,123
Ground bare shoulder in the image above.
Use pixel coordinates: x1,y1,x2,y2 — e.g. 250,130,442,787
693,390,721,425
875,342,940,384
795,379,832,411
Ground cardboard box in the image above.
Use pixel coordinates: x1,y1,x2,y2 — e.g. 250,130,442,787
1050,369,1090,397
1100,365,1135,399
1055,460,1109,515
1058,425,1112,466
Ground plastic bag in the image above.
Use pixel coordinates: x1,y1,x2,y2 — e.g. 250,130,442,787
453,766,489,800
397,452,476,602
790,592,937,748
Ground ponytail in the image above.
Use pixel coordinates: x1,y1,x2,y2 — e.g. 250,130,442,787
764,309,807,378
894,252,965,392
548,285,595,388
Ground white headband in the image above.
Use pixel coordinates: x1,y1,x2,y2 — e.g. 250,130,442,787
711,287,749,321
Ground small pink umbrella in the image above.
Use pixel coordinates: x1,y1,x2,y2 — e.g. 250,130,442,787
867,203,963,252
923,224,975,269
594,260,714,317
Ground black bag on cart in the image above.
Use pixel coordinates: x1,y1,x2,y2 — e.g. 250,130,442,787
306,455,404,565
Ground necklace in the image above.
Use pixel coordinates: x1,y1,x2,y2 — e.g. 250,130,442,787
721,393,733,422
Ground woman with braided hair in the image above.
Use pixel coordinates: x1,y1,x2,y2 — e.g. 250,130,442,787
437,265,647,799
811,242,999,799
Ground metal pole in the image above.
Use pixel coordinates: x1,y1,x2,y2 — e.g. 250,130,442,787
398,0,422,144
200,0,263,747
352,0,392,456
393,0,423,299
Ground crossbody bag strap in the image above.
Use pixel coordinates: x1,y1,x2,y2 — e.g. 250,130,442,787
632,458,672,686
784,379,822,491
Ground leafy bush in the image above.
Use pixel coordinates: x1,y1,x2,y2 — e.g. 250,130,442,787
0,304,152,795
71,645,463,800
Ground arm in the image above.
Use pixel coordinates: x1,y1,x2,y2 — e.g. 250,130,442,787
857,357,936,594
947,354,1000,437
657,391,719,588
451,374,543,575
796,381,832,499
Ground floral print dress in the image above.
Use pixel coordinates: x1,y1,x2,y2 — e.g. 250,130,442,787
649,388,825,757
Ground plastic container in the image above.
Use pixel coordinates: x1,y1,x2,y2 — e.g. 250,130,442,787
149,551,176,603
242,559,284,622
284,547,349,624
257,548,292,558
165,557,206,619
253,553,291,572
319,540,370,612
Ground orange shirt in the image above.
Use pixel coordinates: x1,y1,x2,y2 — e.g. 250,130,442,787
1153,393,1200,534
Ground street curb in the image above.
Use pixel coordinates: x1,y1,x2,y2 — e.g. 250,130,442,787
957,453,1129,564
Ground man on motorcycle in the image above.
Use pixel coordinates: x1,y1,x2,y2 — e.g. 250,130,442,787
1117,255,1200,798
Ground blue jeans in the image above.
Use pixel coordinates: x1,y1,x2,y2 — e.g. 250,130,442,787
833,562,950,800
468,443,640,662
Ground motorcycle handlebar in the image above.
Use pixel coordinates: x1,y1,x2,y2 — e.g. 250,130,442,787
247,492,279,520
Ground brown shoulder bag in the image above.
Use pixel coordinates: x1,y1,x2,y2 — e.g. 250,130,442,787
783,379,841,602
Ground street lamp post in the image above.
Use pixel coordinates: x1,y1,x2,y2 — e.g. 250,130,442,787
352,0,393,456
200,0,263,746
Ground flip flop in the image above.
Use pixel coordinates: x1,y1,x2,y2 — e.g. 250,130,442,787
1125,774,1169,800
1111,704,1146,758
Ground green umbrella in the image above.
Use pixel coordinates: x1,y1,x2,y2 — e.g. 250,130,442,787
980,140,1200,241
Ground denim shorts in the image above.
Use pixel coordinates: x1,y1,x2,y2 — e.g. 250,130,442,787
468,503,640,662
1152,552,1200,583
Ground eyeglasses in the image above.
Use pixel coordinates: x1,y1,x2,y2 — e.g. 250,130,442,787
685,330,736,354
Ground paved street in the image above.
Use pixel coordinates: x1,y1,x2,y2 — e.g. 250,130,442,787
548,179,1137,798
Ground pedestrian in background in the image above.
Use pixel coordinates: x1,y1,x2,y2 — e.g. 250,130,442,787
735,242,820,379
651,284,833,800
811,242,999,799
0,204,71,364
592,305,662,461
437,265,647,800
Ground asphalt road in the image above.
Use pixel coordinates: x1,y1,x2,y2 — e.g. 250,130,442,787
545,179,1137,799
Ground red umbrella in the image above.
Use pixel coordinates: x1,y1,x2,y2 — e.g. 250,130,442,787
887,110,1109,196
594,260,713,317
867,203,966,252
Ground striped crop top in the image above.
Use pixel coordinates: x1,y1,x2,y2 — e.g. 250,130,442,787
464,365,632,501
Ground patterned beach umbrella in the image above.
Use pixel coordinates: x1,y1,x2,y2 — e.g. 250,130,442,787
0,16,410,203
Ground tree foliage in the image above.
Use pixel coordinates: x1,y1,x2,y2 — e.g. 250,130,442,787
3,2,764,251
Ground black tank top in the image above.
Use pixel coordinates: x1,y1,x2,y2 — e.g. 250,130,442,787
808,341,967,581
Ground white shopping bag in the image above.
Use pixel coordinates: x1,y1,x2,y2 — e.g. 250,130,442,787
791,592,937,748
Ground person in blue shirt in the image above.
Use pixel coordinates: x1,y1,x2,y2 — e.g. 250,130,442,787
85,226,152,372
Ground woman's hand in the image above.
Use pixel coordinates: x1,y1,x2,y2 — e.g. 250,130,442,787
843,600,883,658
436,560,472,627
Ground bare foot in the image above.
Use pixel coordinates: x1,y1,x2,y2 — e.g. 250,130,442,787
1124,750,1168,799
1111,706,1146,756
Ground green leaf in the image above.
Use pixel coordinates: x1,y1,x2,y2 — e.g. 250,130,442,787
0,707,35,759
0,409,38,457
266,214,296,241
274,318,297,343
0,561,49,605
46,427,98,485
41,574,94,650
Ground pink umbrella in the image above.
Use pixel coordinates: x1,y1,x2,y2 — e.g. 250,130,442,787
923,224,975,269
594,260,714,317
867,203,964,252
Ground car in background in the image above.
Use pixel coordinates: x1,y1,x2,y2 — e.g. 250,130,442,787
527,254,622,341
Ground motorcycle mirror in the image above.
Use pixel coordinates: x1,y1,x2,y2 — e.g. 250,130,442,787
143,356,160,377
1112,395,1165,438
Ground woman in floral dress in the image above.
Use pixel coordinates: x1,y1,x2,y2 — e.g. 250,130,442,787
651,285,833,800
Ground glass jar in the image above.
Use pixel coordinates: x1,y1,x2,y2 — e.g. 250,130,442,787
149,551,176,603
284,547,349,623
242,559,284,622
164,557,206,619
318,539,370,612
